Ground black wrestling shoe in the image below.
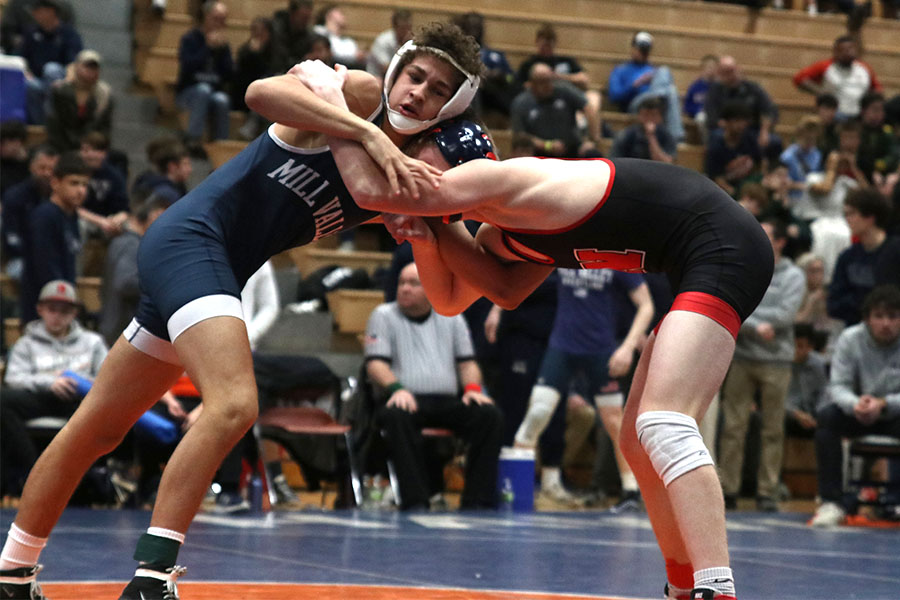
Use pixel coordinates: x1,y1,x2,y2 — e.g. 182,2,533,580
0,564,48,600
118,564,187,600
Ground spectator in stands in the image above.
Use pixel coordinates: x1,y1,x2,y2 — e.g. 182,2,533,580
232,17,281,141
816,93,840,156
175,0,233,146
736,181,769,218
77,132,129,275
0,280,107,499
683,54,718,123
516,23,587,91
779,116,823,202
131,140,191,206
857,92,899,183
19,151,88,324
793,35,882,120
98,195,170,347
15,0,82,125
719,216,805,512
366,9,412,79
1,0,74,56
0,120,30,196
452,12,518,118
610,96,676,163
303,33,333,65
510,63,601,159
365,262,503,510
313,4,365,70
760,167,813,259
785,323,828,438
809,119,869,204
1,144,58,280
828,188,893,326
607,31,684,142
704,55,781,164
271,0,315,72
794,252,839,345
130,135,182,201
513,268,653,509
810,284,900,527
46,49,112,152
705,100,762,197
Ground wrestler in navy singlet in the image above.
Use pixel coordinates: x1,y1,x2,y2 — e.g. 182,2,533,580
499,157,773,324
134,123,378,340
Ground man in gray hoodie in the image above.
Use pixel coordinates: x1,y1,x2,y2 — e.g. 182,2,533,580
719,216,806,512
810,284,900,527
0,280,107,498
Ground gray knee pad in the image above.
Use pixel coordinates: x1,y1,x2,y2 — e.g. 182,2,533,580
635,410,714,487
514,385,560,447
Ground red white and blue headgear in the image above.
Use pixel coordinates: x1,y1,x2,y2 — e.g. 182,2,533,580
429,119,497,165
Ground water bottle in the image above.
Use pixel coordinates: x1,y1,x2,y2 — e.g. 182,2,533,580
249,475,263,512
134,410,179,445
61,370,93,398
501,477,515,511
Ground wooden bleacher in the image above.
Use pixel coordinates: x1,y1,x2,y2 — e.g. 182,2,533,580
76,277,103,315
326,289,385,334
288,245,393,278
133,0,899,171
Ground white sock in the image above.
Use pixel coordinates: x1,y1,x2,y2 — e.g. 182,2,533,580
146,527,185,544
694,566,735,596
621,471,639,492
0,524,47,570
541,467,561,490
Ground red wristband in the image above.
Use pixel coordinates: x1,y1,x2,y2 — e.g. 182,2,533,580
464,383,483,394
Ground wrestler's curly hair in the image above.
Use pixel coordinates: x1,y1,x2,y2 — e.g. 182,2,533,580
390,21,484,89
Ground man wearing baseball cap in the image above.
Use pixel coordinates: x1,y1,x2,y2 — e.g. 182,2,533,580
607,30,684,142
1,280,107,501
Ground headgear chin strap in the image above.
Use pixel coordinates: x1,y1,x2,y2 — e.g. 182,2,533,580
383,40,480,134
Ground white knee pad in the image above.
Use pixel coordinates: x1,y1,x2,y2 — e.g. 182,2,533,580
635,410,714,487
514,385,560,447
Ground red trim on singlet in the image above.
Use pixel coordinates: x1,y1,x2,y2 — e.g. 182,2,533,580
653,291,742,340
499,158,615,235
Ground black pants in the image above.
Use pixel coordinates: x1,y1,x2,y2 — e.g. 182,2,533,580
0,386,78,495
377,394,503,510
815,403,900,505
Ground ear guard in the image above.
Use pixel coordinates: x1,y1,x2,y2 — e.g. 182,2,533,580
430,119,498,165
383,40,480,134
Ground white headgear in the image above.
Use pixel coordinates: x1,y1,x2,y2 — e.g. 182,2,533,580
382,40,480,134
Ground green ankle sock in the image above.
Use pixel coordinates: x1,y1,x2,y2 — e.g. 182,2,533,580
133,533,180,567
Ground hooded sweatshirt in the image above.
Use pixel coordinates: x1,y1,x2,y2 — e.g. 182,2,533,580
4,319,107,392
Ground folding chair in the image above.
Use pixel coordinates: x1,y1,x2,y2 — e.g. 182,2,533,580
253,355,364,508
845,434,900,517
383,426,455,508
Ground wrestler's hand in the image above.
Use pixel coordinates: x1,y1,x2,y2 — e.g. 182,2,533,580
292,60,349,109
359,125,442,198
382,213,435,245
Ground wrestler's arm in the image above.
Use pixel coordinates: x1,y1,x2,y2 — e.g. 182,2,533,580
246,68,380,140
427,221,554,311
249,64,437,196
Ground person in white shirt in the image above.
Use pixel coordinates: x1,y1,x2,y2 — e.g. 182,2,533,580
366,9,412,79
